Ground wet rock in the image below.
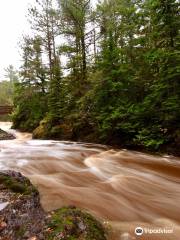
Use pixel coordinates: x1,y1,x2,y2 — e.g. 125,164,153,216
0,171,107,240
45,206,107,240
0,171,45,240
0,171,38,196
0,202,9,211
33,118,73,140
0,221,7,230
0,128,15,140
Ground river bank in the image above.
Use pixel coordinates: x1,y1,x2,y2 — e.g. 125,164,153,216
0,170,107,240
32,121,180,157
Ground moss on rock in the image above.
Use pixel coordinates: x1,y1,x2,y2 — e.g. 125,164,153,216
46,206,107,240
0,172,107,240
0,171,38,195
0,171,44,240
33,117,73,140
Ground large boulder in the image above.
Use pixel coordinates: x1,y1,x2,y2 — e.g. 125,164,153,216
0,171,107,240
0,171,45,239
45,206,107,240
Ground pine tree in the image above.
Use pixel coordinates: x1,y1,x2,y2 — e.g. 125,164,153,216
48,56,63,122
28,0,60,80
12,36,48,131
58,0,91,96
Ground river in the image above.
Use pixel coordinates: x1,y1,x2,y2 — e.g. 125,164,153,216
0,122,180,240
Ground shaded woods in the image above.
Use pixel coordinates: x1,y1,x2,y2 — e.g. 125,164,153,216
12,0,180,154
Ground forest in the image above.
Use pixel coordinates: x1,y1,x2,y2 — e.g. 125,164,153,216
12,0,179,154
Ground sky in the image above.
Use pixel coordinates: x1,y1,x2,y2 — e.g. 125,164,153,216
0,0,97,80
0,0,33,79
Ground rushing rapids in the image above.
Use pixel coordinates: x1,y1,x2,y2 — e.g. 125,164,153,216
0,122,180,240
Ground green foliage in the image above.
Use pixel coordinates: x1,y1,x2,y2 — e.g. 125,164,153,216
12,0,180,154
48,58,63,122
12,83,47,131
0,80,14,105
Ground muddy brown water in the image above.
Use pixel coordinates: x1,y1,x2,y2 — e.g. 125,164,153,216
0,122,180,240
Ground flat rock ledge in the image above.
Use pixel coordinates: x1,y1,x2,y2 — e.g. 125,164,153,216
0,171,107,240
0,129,15,140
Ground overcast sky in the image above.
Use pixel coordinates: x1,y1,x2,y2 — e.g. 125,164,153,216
0,0,97,80
0,0,33,79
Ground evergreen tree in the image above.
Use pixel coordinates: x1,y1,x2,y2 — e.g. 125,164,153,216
48,56,63,122
12,36,48,131
58,0,91,96
12,0,180,154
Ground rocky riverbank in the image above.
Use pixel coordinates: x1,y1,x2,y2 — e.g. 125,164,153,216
32,120,180,156
0,128,15,140
0,171,107,240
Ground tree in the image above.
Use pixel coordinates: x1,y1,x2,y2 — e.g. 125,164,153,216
4,65,19,84
58,0,91,96
28,0,60,80
0,81,14,105
134,0,180,148
12,36,48,131
28,0,65,122
12,0,180,154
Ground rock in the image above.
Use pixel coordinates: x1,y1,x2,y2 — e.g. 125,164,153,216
33,116,73,140
0,128,15,140
0,171,38,195
0,202,9,211
45,206,107,240
28,237,38,240
0,171,45,240
0,171,107,240
0,221,7,230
